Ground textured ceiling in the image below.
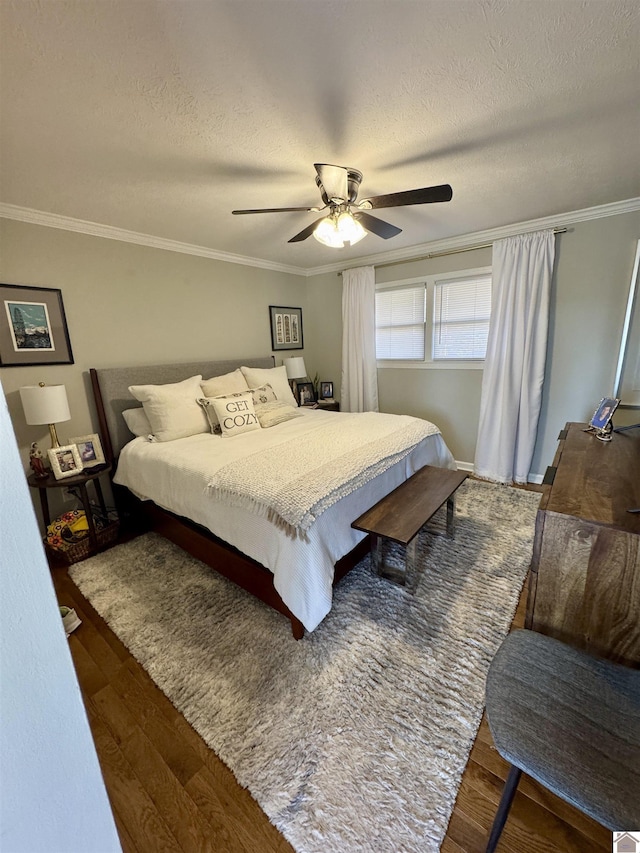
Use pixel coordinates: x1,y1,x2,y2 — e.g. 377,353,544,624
1,0,639,271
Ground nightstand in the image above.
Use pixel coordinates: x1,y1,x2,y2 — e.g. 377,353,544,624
27,463,115,555
316,400,340,412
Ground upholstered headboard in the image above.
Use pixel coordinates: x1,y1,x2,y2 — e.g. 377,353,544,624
90,356,275,461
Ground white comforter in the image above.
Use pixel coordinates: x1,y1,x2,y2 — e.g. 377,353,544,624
114,408,455,631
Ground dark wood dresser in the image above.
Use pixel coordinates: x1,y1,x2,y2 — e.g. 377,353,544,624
526,421,640,666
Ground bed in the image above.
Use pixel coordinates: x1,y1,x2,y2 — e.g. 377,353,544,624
91,357,455,637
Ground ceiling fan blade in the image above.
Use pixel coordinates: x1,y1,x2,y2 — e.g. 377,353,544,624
314,163,349,203
354,211,402,240
361,184,453,209
288,217,326,243
232,206,320,215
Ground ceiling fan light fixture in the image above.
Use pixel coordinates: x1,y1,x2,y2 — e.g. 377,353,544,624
234,163,452,245
313,211,367,248
337,211,367,245
313,216,345,248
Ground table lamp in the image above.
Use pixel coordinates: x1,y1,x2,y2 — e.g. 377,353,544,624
283,357,307,388
19,382,71,448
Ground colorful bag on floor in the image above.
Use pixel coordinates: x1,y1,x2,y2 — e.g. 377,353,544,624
46,510,92,552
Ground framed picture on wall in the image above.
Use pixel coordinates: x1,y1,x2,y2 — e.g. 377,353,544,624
269,305,303,351
0,283,74,366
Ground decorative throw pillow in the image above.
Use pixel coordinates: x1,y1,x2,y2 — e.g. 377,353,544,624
210,392,261,438
249,383,278,407
197,396,223,434
240,364,298,409
198,387,270,434
200,368,249,398
128,375,208,442
122,407,153,438
255,400,304,429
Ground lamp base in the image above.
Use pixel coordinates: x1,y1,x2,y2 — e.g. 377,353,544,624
49,423,61,448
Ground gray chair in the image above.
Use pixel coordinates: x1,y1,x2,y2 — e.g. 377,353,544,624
484,629,640,853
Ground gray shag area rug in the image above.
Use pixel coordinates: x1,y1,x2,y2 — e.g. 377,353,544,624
70,480,540,853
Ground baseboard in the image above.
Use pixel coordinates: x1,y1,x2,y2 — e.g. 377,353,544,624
454,459,545,485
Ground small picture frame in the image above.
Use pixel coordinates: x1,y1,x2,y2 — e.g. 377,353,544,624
69,433,105,468
48,444,83,480
320,381,334,400
589,397,620,432
296,381,315,406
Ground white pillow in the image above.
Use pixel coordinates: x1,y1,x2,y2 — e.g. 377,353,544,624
241,364,298,408
200,368,249,398
210,392,261,438
128,375,209,442
255,400,304,428
122,407,153,438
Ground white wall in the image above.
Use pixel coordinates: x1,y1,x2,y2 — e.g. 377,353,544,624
531,212,640,473
0,378,121,852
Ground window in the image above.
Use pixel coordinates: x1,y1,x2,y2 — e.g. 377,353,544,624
375,268,491,367
375,285,426,360
432,274,491,360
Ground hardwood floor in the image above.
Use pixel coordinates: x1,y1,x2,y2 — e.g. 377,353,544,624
51,510,611,853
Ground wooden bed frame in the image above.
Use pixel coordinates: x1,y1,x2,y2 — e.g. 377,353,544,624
90,357,369,639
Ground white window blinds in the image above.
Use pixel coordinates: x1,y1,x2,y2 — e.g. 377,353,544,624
375,285,426,360
432,274,491,360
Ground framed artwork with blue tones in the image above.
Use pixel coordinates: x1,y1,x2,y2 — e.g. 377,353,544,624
0,283,74,366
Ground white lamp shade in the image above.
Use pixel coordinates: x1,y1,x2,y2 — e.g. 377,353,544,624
283,357,307,379
20,384,70,425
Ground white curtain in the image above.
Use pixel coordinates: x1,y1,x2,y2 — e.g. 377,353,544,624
474,230,555,484
341,265,379,412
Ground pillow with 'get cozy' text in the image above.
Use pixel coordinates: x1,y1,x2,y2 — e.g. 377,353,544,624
210,392,261,438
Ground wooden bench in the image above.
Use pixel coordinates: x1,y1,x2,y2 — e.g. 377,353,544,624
351,466,468,592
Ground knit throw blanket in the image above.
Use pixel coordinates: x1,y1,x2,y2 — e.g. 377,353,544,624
207,413,440,538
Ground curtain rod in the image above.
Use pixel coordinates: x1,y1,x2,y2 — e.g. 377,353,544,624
338,227,568,275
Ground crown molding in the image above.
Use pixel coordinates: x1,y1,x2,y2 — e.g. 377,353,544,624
1,197,638,278
0,203,308,277
305,197,640,277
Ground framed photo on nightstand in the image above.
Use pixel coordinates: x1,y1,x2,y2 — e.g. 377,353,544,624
48,444,83,480
296,381,315,406
320,381,334,400
69,433,105,468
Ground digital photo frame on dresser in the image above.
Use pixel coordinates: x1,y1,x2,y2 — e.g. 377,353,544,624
585,397,620,440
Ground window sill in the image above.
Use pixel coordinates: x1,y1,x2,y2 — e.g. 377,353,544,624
376,361,485,371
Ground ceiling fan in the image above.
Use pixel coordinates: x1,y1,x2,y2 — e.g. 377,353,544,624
232,164,453,248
